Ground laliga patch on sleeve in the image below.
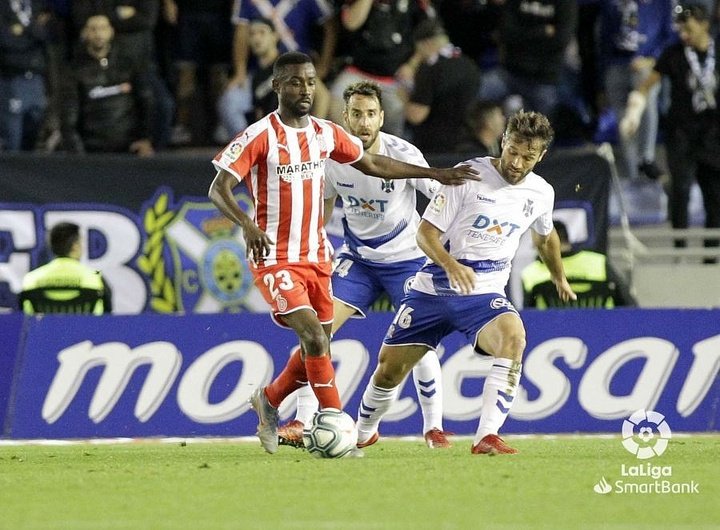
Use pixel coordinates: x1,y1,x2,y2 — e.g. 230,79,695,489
222,140,244,163
429,192,447,214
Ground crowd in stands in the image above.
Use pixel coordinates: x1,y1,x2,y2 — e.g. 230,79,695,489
1,1,719,180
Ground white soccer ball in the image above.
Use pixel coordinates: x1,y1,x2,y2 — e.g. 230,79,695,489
302,408,358,458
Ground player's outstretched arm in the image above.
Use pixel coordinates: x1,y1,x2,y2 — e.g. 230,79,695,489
417,220,476,294
531,229,577,302
208,169,274,261
353,152,480,186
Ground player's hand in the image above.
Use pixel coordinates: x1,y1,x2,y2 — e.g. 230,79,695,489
434,165,481,186
444,260,476,295
241,222,274,262
554,277,577,303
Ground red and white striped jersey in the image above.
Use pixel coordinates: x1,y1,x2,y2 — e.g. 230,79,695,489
213,111,363,266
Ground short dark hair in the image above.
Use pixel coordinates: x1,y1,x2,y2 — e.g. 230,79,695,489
273,51,313,79
505,110,555,150
674,3,709,22
342,81,384,108
49,222,80,257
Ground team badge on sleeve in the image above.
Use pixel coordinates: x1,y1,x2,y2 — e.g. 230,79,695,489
429,192,447,214
222,140,244,163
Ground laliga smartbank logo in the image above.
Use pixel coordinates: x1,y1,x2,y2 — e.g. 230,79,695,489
593,409,700,496
621,409,671,459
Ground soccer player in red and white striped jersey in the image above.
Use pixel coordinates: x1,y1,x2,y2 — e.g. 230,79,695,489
209,52,478,454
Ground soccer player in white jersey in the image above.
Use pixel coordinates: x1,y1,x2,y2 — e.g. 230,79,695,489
209,52,477,454
276,81,452,449
355,110,577,455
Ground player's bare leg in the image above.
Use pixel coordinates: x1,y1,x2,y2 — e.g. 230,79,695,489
356,344,428,445
471,312,526,455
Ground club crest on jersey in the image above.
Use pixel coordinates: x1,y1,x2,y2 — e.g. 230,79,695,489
381,179,395,193
429,192,447,214
523,199,534,217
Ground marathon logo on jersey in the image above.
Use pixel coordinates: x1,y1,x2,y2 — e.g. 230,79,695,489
429,192,447,214
87,82,132,99
276,160,326,182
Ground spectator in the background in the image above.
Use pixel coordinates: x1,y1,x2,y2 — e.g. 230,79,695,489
403,18,480,153
20,222,112,315
72,1,174,151
600,0,676,182
576,0,601,128
59,14,155,156
522,220,636,308
479,0,577,121
621,3,720,259
218,17,279,136
436,0,502,70
457,99,506,156
34,0,73,152
328,0,434,137
0,0,51,151
162,0,234,146
230,0,337,118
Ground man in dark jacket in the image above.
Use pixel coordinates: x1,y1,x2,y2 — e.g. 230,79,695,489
60,13,154,155
479,0,577,121
403,19,480,153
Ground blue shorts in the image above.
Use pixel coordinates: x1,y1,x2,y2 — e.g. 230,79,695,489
383,290,519,354
332,254,426,317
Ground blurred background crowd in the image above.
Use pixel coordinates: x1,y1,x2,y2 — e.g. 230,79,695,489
1,0,718,172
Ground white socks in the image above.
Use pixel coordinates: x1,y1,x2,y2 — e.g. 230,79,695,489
294,383,319,426
473,358,522,444
356,382,400,444
412,351,443,434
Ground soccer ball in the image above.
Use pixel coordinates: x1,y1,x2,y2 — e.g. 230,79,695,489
302,408,358,458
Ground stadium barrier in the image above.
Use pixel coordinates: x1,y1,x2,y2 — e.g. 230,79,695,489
1,310,718,438
0,148,609,314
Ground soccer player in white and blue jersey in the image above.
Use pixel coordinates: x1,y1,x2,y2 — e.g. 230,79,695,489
355,110,577,454
277,81,453,449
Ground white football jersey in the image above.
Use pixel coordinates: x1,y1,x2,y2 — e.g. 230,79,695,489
325,132,439,262
413,156,555,296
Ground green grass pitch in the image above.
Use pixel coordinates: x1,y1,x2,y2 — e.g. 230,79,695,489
1,435,718,530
